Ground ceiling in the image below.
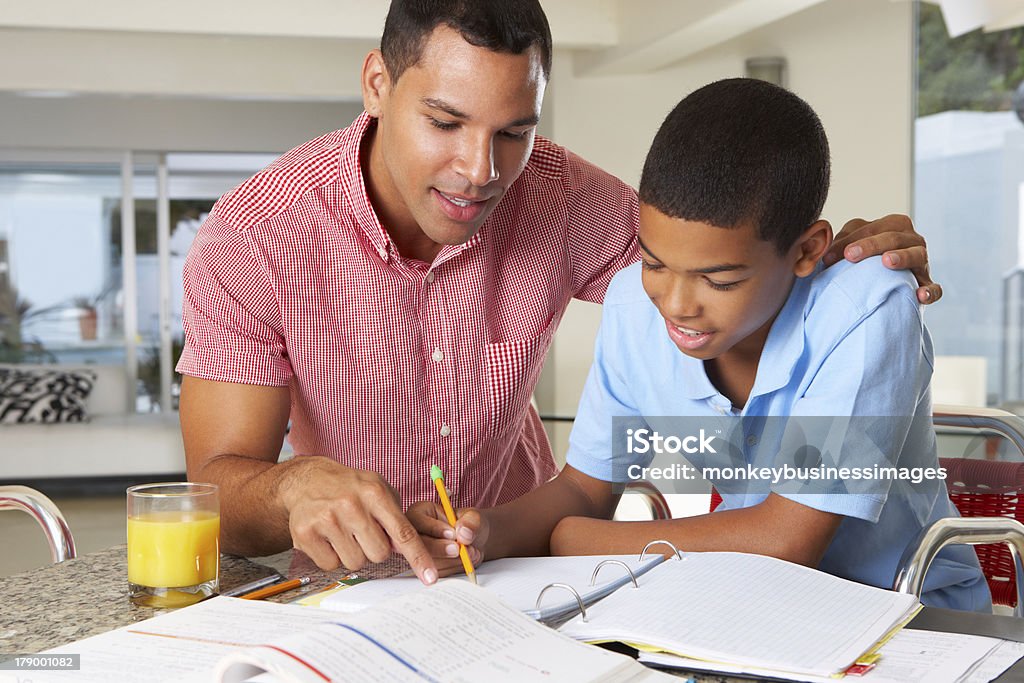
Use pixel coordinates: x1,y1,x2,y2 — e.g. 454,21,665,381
0,0,836,98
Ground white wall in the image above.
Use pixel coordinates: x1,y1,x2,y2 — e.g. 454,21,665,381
538,0,913,463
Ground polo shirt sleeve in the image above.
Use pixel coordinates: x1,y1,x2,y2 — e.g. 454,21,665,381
565,295,650,482
175,213,293,387
780,276,931,523
562,150,641,304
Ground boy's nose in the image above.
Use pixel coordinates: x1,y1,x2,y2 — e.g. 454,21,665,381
660,280,701,320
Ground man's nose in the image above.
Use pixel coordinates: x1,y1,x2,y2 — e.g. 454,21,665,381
454,135,499,187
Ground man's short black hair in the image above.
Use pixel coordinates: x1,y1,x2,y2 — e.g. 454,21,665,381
639,78,831,254
381,0,552,83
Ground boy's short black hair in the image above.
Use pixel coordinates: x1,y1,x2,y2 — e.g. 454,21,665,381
381,0,552,83
639,78,831,254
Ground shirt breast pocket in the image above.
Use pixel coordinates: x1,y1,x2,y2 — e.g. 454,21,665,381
483,314,558,437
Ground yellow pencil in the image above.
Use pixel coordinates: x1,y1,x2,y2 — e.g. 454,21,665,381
430,465,477,584
239,576,310,600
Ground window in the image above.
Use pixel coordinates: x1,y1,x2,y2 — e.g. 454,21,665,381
0,152,275,411
0,162,125,364
914,2,1024,407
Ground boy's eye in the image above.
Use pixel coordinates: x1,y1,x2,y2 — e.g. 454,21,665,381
704,277,741,291
429,117,459,131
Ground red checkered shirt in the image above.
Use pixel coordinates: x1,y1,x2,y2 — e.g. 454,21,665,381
177,112,639,510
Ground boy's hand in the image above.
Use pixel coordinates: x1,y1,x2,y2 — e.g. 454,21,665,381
823,214,941,304
407,501,489,577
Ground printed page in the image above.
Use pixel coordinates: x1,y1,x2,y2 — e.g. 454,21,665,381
559,551,920,677
962,639,1024,683
641,628,1004,683
222,581,672,683
23,597,338,683
320,554,662,618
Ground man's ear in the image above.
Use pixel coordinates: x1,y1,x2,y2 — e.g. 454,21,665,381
362,49,391,118
792,220,833,277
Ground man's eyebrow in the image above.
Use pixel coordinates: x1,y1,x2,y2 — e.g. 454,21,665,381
422,97,469,119
637,237,747,273
421,97,539,128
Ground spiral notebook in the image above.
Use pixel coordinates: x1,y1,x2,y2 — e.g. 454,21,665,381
319,553,666,621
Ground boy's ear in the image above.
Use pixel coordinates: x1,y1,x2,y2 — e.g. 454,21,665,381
362,49,391,118
792,220,833,277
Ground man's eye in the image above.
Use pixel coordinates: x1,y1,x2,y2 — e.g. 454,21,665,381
641,261,664,272
429,118,458,131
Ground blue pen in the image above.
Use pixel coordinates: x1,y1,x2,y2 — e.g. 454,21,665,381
221,573,284,597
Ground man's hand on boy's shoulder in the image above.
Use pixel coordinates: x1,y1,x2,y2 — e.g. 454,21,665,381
407,501,488,577
823,214,941,305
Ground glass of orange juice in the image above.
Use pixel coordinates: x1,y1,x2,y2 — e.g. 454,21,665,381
127,482,219,607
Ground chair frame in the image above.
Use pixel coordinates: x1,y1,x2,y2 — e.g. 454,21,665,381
894,404,1024,614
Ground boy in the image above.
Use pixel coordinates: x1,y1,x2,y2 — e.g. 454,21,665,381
410,78,989,611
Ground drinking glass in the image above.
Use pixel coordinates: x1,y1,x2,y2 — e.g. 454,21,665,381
126,482,219,607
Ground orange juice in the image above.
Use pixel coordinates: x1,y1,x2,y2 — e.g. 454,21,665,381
127,510,220,587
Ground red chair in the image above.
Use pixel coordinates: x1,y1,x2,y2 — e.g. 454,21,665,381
932,405,1024,610
938,457,1024,608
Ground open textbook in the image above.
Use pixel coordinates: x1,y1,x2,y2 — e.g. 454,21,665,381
557,551,922,679
317,554,665,621
35,583,671,683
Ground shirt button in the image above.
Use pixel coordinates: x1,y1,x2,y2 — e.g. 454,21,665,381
426,271,435,284
432,347,444,362
746,435,758,447
440,424,451,437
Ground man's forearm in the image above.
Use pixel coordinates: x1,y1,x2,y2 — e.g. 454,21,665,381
191,454,300,556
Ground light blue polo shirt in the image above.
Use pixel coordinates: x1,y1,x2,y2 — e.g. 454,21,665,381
567,257,990,612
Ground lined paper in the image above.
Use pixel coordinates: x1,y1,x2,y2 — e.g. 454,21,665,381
559,551,920,677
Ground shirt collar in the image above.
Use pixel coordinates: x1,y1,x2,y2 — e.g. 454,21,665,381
339,112,393,261
338,111,485,267
747,272,811,399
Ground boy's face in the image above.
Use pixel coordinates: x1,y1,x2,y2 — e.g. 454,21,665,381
362,26,546,253
638,204,803,363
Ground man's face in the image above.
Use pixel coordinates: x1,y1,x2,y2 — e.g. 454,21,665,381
363,26,546,255
638,203,799,364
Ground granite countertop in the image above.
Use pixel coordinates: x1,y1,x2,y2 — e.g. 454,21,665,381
0,545,406,655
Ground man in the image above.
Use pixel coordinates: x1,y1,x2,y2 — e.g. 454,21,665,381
178,0,939,586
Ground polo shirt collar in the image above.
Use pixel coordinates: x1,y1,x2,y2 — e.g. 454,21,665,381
747,273,811,400
338,111,485,267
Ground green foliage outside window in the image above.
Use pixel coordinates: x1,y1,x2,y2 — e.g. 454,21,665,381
918,3,1024,116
